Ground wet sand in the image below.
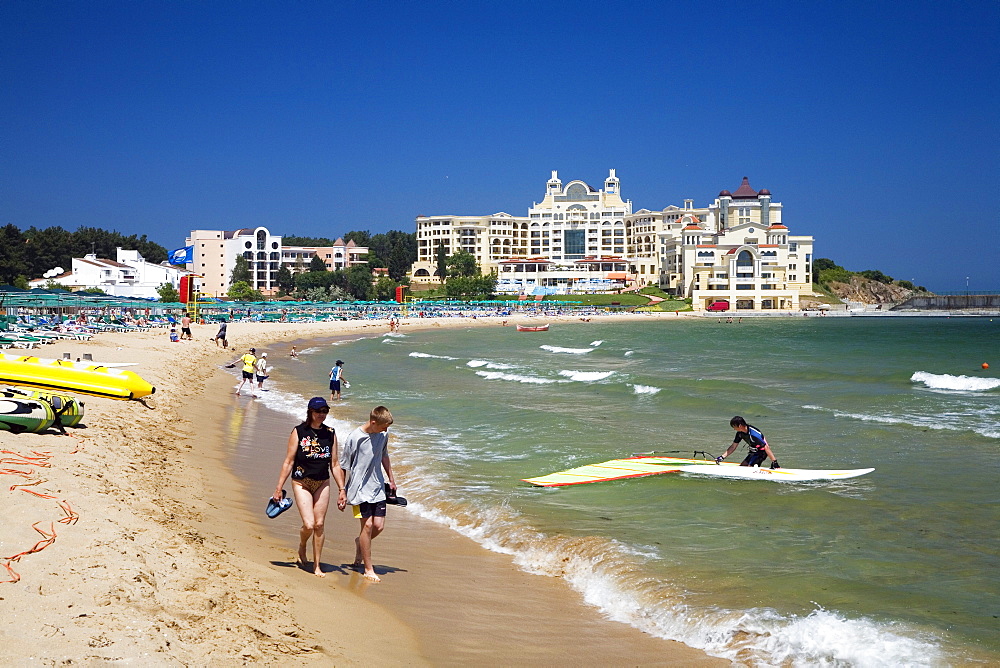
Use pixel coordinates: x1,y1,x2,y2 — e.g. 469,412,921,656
0,313,721,665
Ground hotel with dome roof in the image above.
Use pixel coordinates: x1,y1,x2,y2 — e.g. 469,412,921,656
409,171,814,311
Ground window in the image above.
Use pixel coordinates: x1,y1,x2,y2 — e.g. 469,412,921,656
564,229,585,257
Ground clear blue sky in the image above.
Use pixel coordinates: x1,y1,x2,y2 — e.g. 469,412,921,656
2,1,997,291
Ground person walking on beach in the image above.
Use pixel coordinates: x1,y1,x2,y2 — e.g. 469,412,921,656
214,319,228,348
234,347,257,395
254,352,269,396
329,360,346,401
340,406,396,583
716,416,779,468
273,397,346,577
180,314,193,340
290,346,299,358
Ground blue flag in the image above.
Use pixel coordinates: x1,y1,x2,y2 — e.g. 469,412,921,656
169,246,193,265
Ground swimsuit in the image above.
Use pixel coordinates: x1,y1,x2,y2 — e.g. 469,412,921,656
294,477,328,494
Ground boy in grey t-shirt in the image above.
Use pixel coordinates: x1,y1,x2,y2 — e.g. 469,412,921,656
340,406,396,582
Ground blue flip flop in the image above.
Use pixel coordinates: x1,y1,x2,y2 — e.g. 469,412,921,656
266,490,293,518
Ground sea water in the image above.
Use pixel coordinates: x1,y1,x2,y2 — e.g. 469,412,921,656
256,317,999,666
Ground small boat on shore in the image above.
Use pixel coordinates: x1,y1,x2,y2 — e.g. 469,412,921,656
0,353,155,401
516,324,550,332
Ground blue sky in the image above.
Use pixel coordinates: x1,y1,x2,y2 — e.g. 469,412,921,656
2,1,997,291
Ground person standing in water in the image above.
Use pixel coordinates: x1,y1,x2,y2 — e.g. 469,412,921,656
233,347,257,396
340,405,396,582
254,352,269,396
272,397,346,576
329,359,346,401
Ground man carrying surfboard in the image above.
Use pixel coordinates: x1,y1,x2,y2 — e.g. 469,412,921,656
717,416,780,468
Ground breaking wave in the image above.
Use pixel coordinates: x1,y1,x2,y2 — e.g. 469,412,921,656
540,345,594,355
910,371,1000,392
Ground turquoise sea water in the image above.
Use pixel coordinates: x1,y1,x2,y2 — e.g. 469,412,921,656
259,317,999,666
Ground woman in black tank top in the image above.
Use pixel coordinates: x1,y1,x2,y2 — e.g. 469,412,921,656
272,397,348,576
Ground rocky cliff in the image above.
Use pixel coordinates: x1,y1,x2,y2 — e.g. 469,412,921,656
826,276,916,305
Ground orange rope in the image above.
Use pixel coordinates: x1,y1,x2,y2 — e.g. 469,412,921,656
0,561,20,584
17,488,58,499
0,446,78,584
0,468,34,478
57,500,79,525
6,522,57,562
9,479,43,491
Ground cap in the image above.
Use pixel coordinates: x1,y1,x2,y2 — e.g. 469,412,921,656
308,397,329,411
335,359,343,365
261,352,267,357
250,347,256,353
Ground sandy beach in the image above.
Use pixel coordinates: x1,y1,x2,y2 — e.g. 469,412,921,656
0,312,722,666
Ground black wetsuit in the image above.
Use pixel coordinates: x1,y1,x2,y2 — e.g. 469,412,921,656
733,424,768,467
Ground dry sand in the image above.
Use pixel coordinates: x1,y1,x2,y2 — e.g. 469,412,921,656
0,313,722,666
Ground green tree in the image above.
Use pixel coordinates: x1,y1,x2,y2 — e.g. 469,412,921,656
276,264,295,296
818,267,853,284
344,265,374,301
343,230,371,246
444,271,497,297
23,226,73,278
13,275,29,290
374,276,398,301
294,269,337,293
435,241,448,281
447,250,479,278
479,270,498,296
388,243,410,281
230,255,252,284
157,283,180,302
309,254,328,272
0,224,29,284
859,269,893,284
227,280,264,301
281,236,336,246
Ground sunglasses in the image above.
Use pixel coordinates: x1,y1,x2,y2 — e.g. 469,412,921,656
313,407,330,413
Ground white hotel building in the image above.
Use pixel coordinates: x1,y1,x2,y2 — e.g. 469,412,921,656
185,228,367,297
410,171,814,311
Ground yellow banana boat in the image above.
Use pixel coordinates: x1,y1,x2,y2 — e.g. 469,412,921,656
0,353,155,401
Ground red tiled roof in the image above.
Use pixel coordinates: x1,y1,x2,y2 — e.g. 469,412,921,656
732,176,758,199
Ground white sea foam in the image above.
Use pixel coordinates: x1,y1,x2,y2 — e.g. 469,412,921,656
589,340,604,347
253,386,356,435
624,350,635,357
631,384,661,395
403,489,945,667
467,360,517,370
802,404,1000,439
558,370,615,382
409,351,458,360
911,371,1000,392
540,345,593,355
475,370,561,385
